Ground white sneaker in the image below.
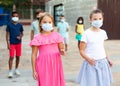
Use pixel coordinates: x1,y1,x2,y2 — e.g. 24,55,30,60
8,70,13,78
15,69,20,76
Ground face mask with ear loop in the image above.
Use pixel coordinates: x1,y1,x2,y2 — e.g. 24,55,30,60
61,19,65,22
91,20,103,28
41,23,53,32
12,17,19,22
78,20,83,24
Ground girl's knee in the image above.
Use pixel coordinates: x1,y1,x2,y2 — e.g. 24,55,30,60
16,56,20,60
9,58,14,61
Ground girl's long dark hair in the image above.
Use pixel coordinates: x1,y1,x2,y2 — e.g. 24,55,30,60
76,17,84,24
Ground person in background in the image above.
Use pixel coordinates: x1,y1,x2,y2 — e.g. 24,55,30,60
30,13,66,86
30,9,44,40
57,15,69,51
6,11,24,78
77,9,113,86
75,17,84,49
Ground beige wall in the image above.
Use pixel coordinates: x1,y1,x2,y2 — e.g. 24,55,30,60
46,0,97,29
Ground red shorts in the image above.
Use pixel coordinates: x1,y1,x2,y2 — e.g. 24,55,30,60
9,44,22,58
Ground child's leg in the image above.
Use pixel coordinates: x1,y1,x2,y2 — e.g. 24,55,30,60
14,56,21,75
78,40,80,49
15,44,21,69
64,37,69,51
8,57,14,70
8,57,14,78
9,44,15,70
15,56,20,69
14,56,20,75
8,44,15,78
14,44,21,75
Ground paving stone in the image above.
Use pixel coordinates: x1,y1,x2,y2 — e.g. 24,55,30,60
0,25,120,86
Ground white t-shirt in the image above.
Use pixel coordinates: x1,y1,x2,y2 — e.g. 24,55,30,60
81,28,108,60
57,21,69,38
30,20,39,35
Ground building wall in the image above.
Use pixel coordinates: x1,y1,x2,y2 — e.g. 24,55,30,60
98,0,120,39
46,0,97,29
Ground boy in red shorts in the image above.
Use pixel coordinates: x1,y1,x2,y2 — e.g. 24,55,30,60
6,11,24,78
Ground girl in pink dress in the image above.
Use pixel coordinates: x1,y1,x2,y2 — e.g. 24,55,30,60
30,13,66,86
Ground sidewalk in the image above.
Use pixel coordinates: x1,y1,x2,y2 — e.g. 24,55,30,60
0,25,120,86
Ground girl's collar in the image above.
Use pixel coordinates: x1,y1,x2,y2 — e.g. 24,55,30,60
41,31,53,36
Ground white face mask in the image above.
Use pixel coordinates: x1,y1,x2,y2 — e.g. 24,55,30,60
41,23,53,32
12,17,19,22
61,19,65,22
79,20,82,24
91,20,103,28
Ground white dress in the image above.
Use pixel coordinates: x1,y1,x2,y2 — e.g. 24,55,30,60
77,28,113,86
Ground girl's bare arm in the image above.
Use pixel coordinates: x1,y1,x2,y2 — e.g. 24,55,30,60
79,41,96,65
58,42,65,55
75,24,77,33
31,46,38,80
30,30,34,40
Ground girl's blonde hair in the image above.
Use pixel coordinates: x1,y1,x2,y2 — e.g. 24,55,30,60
39,13,54,32
90,9,104,19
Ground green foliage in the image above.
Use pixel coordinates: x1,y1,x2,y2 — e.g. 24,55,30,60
0,0,13,6
0,0,13,10
15,0,32,8
0,0,32,11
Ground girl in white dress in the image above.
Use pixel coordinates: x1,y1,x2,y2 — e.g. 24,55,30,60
77,9,113,86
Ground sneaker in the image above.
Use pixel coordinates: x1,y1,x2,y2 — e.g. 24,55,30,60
15,69,20,76
8,70,13,78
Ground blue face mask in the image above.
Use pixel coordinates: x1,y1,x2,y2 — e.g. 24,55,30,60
41,23,53,32
91,20,103,28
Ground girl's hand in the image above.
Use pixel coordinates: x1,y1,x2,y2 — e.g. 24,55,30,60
33,71,38,80
60,49,65,55
66,28,69,32
17,36,21,40
7,44,10,50
86,58,96,66
107,59,113,67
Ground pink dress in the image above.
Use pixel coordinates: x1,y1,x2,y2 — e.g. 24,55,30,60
30,32,65,86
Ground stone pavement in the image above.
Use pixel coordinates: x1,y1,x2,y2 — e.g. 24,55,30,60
0,25,120,86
